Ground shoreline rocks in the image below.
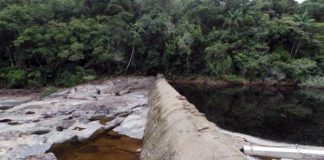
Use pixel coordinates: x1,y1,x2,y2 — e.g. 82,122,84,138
0,77,154,160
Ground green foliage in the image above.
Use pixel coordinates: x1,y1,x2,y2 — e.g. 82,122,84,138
300,76,324,88
273,58,317,80
272,47,292,62
234,52,266,79
300,0,324,22
205,42,232,76
55,67,96,87
223,10,243,33
314,23,324,55
315,54,324,74
27,70,44,88
0,0,323,87
0,68,27,88
222,75,247,83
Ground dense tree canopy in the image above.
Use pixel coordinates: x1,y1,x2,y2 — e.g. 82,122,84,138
0,0,323,87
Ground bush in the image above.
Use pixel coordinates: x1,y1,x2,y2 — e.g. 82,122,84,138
234,52,267,79
223,75,247,83
315,55,324,74
300,76,324,89
272,47,291,62
27,70,44,88
206,56,232,76
272,58,317,81
55,67,96,87
0,68,27,88
204,42,232,76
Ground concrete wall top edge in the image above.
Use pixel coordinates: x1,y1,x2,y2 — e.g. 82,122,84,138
140,78,247,160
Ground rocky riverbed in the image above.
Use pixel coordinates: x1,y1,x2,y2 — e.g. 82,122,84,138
0,77,154,160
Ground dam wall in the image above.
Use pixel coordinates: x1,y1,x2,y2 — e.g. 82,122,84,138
140,78,246,160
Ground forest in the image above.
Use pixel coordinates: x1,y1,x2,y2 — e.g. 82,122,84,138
0,0,323,88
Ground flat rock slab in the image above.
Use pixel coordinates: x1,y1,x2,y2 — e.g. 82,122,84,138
0,97,34,110
0,77,154,160
113,107,148,139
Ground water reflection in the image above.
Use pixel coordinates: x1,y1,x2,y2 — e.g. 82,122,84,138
47,130,141,160
174,84,324,146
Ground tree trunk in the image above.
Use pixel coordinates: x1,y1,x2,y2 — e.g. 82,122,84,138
125,39,135,73
186,56,189,75
290,41,296,56
294,39,303,57
34,54,43,69
6,47,14,67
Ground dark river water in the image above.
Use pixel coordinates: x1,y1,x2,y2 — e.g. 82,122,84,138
47,130,141,160
173,84,324,146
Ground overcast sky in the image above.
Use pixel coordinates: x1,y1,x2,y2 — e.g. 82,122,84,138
295,0,305,3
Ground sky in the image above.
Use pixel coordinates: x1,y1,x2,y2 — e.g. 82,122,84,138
295,0,305,3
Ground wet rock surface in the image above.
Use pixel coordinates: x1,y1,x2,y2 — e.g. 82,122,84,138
0,77,154,160
23,153,57,160
48,130,142,160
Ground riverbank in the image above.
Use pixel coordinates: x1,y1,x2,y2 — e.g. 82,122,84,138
168,74,324,90
0,76,154,160
169,78,296,88
1,75,323,160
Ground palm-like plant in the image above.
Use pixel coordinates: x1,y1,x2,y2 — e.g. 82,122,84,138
291,11,315,56
125,22,144,73
294,11,315,30
223,10,243,34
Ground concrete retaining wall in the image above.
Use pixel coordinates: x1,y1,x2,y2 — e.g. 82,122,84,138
140,78,246,160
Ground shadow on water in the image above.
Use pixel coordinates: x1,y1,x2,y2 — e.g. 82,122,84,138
173,83,324,146
47,129,142,160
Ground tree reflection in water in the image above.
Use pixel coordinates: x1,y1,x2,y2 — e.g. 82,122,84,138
174,84,324,146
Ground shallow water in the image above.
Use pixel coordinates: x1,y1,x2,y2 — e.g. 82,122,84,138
47,130,142,160
174,84,324,146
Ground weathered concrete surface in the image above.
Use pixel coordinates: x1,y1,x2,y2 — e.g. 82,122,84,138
141,79,246,160
0,77,154,160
